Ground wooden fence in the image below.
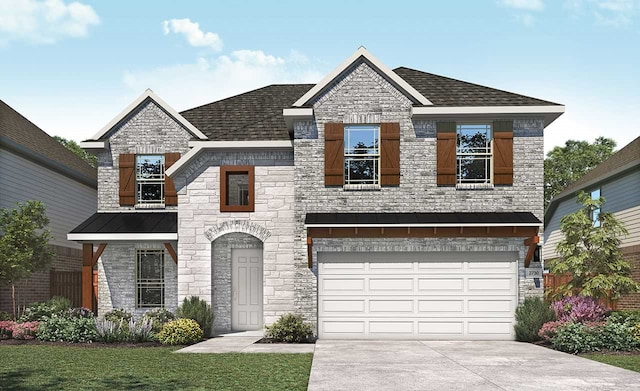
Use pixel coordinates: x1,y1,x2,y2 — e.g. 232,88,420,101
543,272,617,309
49,270,83,308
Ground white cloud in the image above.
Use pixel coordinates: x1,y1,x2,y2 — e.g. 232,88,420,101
122,49,323,111
0,0,99,44
564,0,638,26
515,13,537,25
162,18,223,51
498,0,545,11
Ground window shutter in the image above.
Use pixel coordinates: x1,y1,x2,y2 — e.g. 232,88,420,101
380,123,400,186
436,122,456,186
119,154,135,206
164,152,181,206
324,123,344,186
493,120,514,185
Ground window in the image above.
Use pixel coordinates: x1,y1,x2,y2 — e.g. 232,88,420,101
136,155,165,204
456,124,492,184
344,125,380,185
220,166,255,212
591,188,601,227
136,250,165,307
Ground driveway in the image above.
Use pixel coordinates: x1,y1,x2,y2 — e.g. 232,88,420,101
308,340,640,391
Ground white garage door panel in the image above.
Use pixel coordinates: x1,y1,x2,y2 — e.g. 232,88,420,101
318,251,518,340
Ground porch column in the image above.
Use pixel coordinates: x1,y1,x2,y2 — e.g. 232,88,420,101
82,243,95,311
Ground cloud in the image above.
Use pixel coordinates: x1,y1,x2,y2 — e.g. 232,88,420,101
564,0,638,26
0,0,99,44
122,49,323,111
515,13,537,25
498,0,545,11
162,18,223,50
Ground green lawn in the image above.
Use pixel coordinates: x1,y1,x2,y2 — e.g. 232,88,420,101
0,345,313,390
582,353,640,373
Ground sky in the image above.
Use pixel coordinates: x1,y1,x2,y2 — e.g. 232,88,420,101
0,0,639,154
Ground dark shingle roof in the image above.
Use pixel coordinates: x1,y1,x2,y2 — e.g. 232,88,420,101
0,99,97,186
180,84,314,141
393,67,560,107
70,212,177,234
305,212,541,225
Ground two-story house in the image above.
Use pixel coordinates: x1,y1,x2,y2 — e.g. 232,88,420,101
70,47,564,340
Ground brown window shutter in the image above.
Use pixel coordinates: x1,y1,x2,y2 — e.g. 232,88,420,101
324,123,344,186
164,152,181,205
380,123,400,186
436,122,456,186
119,154,135,206
493,120,514,185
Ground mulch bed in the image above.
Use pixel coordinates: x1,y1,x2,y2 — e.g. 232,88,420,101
0,339,166,348
255,337,315,344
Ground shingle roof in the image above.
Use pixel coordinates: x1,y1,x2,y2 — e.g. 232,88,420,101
180,84,314,141
305,212,541,226
0,99,97,186
392,67,560,107
70,212,177,234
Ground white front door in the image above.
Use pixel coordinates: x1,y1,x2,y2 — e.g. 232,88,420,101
231,248,263,331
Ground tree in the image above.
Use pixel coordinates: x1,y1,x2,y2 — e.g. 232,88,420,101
544,137,616,210
0,201,54,319
54,136,98,168
550,191,639,302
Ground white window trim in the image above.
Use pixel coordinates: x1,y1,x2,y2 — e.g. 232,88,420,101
455,122,493,186
136,249,165,308
136,155,165,205
344,124,381,186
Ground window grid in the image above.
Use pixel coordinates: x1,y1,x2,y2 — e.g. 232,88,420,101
344,125,380,185
136,155,165,204
136,249,165,308
456,124,492,184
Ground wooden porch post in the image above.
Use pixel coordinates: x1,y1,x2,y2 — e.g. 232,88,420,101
82,243,95,311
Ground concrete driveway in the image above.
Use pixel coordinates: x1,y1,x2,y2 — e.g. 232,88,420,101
308,340,640,391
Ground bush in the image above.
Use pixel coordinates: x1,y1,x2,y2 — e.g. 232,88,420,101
37,314,98,343
538,320,567,341
551,322,600,354
597,320,640,351
177,297,213,337
67,307,94,319
0,320,15,339
12,321,39,340
608,310,640,326
265,313,314,343
514,297,555,342
104,308,133,323
0,311,12,321
19,296,72,322
157,318,203,345
95,317,155,343
550,296,608,323
143,308,175,333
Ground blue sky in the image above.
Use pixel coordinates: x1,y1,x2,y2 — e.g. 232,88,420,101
1,0,639,153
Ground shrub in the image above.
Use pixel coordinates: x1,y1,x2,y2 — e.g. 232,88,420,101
12,321,39,340
67,307,94,319
538,320,568,341
104,308,133,323
550,322,600,354
95,317,155,343
607,310,640,326
19,296,72,322
550,296,608,323
265,313,314,343
157,318,203,345
95,318,126,343
37,314,98,343
514,297,555,342
177,297,213,337
0,320,16,339
143,308,175,333
0,311,12,321
596,320,639,351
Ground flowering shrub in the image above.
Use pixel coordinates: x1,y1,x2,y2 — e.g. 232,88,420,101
95,317,155,343
158,318,203,345
104,308,133,323
12,321,39,340
538,320,567,341
550,296,608,323
551,322,600,353
0,320,16,340
67,307,94,319
143,308,175,333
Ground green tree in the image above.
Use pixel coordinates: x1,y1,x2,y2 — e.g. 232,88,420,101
550,191,639,302
54,136,98,168
0,201,54,319
544,137,616,210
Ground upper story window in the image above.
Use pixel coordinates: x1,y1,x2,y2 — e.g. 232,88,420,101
344,125,380,185
591,188,601,227
456,124,492,184
220,165,255,212
136,155,165,204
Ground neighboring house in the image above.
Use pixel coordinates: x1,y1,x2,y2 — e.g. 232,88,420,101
0,99,97,312
544,136,640,309
70,47,564,340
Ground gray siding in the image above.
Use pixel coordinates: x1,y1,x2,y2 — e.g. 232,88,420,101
0,148,96,248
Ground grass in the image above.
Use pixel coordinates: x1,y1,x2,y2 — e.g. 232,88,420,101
582,353,640,373
0,345,313,390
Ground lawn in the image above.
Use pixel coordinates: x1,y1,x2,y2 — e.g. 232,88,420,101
582,353,640,373
0,345,313,390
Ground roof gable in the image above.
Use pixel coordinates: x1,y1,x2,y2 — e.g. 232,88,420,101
293,47,432,107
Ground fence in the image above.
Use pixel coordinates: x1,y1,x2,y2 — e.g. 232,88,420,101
543,272,617,310
49,270,82,308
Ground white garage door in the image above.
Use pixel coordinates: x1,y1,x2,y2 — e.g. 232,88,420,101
318,251,518,340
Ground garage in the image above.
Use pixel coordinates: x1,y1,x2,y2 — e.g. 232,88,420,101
318,251,518,340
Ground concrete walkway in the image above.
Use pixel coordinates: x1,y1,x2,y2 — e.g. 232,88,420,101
308,340,640,391
175,331,315,353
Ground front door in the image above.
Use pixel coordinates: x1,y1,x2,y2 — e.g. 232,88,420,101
231,248,263,330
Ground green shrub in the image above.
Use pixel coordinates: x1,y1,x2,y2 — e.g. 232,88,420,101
265,313,314,343
551,322,600,354
514,297,555,342
104,308,133,323
19,296,72,322
143,308,176,333
157,318,203,345
177,297,213,337
608,310,640,325
37,314,98,343
0,311,12,321
596,320,640,351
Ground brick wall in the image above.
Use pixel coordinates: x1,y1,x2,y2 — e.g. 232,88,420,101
618,246,640,310
0,245,82,314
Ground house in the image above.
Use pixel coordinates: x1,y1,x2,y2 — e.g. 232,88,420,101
544,136,640,309
0,99,97,313
70,47,564,340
